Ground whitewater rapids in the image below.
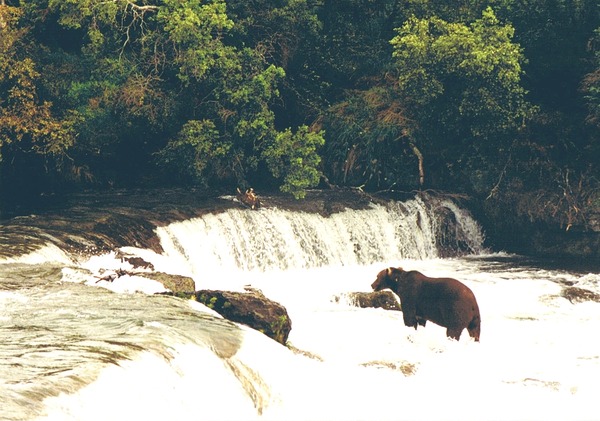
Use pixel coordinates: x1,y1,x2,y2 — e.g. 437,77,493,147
0,194,598,421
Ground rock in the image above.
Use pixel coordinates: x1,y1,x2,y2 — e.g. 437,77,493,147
122,256,155,270
334,290,401,311
146,272,195,296
561,286,600,303
93,268,195,297
195,289,292,345
109,251,193,295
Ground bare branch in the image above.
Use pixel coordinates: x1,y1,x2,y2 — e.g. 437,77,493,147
97,0,158,13
487,152,512,200
94,1,158,57
408,140,425,187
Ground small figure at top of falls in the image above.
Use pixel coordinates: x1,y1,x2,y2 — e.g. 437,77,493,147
372,267,481,342
237,187,261,210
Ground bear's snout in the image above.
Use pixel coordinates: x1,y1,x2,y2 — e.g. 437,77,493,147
371,278,384,291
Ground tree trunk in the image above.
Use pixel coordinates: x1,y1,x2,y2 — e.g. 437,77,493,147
409,140,425,187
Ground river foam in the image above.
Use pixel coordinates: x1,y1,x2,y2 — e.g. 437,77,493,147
32,258,600,421
1,194,598,421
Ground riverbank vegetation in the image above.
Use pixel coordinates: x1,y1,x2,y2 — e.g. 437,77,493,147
1,0,599,235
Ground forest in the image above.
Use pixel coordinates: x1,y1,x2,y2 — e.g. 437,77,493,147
1,0,599,236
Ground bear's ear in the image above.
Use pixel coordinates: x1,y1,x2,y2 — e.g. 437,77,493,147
386,267,393,275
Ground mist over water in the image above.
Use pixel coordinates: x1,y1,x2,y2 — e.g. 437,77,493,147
1,194,599,421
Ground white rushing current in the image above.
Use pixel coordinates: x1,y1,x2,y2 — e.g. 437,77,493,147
1,196,599,421
154,197,484,275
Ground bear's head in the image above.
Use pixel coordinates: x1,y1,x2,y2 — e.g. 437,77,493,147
371,267,404,292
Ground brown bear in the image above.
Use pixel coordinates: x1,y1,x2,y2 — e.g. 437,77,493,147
372,267,481,341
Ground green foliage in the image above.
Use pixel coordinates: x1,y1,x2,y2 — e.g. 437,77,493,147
156,50,288,187
0,0,598,220
0,6,75,163
227,62,286,142
392,7,528,134
159,0,234,84
151,1,322,198
490,0,598,107
263,126,325,199
582,28,600,129
156,119,229,184
390,7,532,191
323,84,415,188
223,0,326,130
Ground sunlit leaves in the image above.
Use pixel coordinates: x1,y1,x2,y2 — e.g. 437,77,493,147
388,7,532,192
159,0,233,83
148,1,321,196
4,0,592,205
0,6,74,162
263,126,325,199
229,63,285,143
391,7,527,133
156,119,231,183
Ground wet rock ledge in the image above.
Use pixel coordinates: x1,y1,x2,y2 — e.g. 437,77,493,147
0,187,382,258
195,288,292,345
333,290,401,311
115,255,293,345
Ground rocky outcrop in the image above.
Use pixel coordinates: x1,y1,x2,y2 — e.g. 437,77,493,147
121,255,155,270
334,290,401,311
562,286,600,303
112,253,196,296
97,252,292,344
147,272,195,296
95,258,196,296
195,288,292,345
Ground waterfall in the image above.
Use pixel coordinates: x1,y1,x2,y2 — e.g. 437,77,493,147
156,195,485,273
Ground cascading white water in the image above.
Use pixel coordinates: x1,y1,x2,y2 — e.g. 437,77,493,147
5,192,599,421
156,196,485,274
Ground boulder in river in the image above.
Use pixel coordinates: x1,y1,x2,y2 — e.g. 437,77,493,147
195,288,292,345
561,286,600,303
94,266,196,297
334,290,401,311
145,272,195,296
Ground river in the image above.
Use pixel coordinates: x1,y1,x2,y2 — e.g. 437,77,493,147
1,190,599,421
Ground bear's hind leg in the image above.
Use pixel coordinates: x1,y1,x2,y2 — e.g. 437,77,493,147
446,327,463,341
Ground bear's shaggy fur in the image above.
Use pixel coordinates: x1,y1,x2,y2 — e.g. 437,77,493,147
372,267,480,341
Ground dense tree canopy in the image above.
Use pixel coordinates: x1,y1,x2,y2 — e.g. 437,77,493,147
389,8,531,191
0,0,599,227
